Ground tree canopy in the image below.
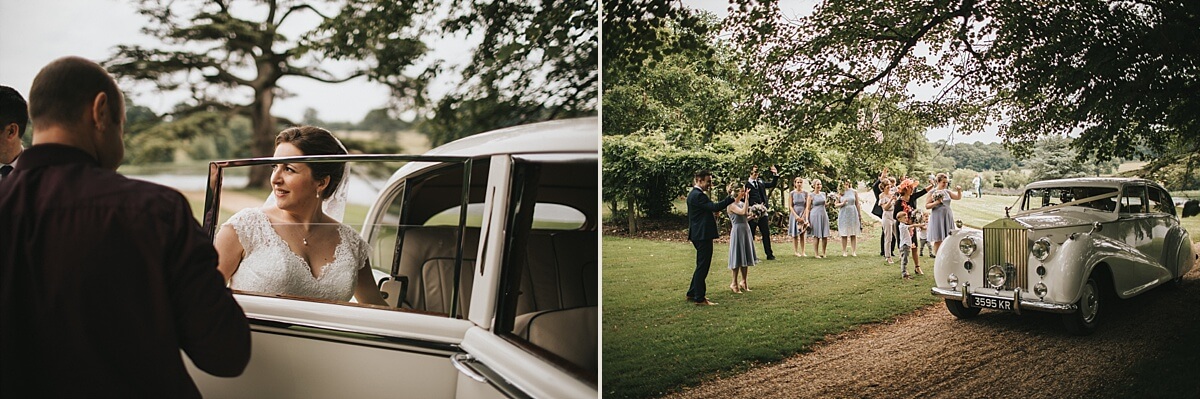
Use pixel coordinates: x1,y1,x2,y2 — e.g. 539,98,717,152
106,0,429,186
106,0,598,185
726,0,1200,175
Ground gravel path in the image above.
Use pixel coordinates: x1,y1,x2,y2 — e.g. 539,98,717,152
664,243,1200,399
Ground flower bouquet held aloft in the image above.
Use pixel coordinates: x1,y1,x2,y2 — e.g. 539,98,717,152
931,190,946,205
748,204,769,220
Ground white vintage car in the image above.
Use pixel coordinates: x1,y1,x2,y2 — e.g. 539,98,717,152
188,118,598,397
931,177,1196,335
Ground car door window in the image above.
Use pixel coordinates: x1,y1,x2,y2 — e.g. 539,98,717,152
1120,185,1146,214
493,158,598,382
205,156,474,315
1146,187,1174,215
367,161,486,318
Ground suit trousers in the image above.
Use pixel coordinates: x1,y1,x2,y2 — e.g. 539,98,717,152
687,239,714,302
750,214,773,258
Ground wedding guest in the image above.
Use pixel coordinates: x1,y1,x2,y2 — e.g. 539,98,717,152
834,180,861,256
726,183,757,293
0,85,27,182
897,211,927,278
686,170,735,306
972,173,983,198
895,178,932,269
878,177,897,264
925,172,963,258
870,168,889,255
916,210,931,258
0,57,249,397
806,179,831,258
786,177,810,257
746,165,779,260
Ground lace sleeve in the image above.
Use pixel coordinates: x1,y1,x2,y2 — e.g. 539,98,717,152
223,208,268,254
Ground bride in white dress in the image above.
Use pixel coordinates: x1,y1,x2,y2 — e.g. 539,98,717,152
214,126,387,305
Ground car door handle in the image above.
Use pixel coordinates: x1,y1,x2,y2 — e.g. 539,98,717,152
451,353,487,383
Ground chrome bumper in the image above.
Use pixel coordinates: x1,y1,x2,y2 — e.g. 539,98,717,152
931,286,1077,314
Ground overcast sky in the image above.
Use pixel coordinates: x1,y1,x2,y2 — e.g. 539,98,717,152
685,0,1002,144
0,0,468,124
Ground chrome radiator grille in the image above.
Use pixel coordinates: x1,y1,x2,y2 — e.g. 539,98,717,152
983,224,1028,291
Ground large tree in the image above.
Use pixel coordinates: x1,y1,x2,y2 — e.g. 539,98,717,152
727,0,1200,173
420,0,599,146
106,0,429,187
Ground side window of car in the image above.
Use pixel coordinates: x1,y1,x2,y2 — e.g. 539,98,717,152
1120,185,1146,214
494,158,598,383
1147,187,1175,216
370,161,486,318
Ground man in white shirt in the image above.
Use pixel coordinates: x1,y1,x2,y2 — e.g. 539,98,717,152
0,85,27,181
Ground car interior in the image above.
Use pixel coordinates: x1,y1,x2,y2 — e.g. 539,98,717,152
370,157,598,378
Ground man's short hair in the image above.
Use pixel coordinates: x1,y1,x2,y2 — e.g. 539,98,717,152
694,170,713,181
0,85,28,137
29,56,122,128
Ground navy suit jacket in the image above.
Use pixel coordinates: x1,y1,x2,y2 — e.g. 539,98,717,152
747,173,777,206
687,187,734,241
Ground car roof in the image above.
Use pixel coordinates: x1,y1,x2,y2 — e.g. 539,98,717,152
424,117,597,157
386,117,598,185
1023,177,1164,190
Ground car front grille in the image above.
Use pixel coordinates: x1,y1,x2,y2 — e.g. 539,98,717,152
983,220,1028,291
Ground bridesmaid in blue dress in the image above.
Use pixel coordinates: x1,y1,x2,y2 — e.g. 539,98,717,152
786,177,810,257
925,173,963,257
806,179,831,258
835,180,861,256
726,183,757,293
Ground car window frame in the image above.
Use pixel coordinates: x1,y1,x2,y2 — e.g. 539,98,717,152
490,157,598,385
203,154,475,315
1119,184,1148,215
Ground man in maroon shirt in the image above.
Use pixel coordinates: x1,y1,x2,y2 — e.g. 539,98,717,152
0,56,250,397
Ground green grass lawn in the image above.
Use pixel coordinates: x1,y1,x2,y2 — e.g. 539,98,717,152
950,194,1020,228
602,236,939,399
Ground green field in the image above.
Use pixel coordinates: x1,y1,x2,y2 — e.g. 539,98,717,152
602,236,939,399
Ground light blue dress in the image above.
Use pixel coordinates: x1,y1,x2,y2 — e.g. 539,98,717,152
926,189,956,242
837,189,861,237
808,192,830,238
788,190,808,237
728,201,759,269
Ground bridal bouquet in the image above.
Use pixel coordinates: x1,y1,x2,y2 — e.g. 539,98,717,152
932,191,946,203
748,204,769,220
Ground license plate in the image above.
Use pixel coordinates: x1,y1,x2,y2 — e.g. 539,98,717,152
971,295,1014,311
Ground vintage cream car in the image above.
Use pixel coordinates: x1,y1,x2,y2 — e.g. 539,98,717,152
931,178,1196,335
188,118,597,397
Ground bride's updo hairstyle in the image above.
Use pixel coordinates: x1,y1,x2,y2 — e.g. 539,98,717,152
275,126,347,200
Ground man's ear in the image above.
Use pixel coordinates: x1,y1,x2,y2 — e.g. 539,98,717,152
2,123,15,140
91,92,111,132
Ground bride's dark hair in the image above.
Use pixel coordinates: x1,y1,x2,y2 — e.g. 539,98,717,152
275,126,347,199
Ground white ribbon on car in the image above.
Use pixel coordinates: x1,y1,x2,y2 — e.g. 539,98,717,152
1012,191,1119,218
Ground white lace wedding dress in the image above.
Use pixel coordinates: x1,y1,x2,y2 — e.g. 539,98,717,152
224,207,370,302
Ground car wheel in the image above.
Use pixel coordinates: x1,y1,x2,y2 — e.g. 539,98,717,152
945,299,981,319
1062,276,1101,335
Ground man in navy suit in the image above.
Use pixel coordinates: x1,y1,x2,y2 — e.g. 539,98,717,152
687,170,734,306
747,165,778,260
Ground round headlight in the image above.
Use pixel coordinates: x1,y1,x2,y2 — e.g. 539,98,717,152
948,273,959,289
987,265,1006,288
958,236,978,257
1034,282,1048,298
1031,238,1051,261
